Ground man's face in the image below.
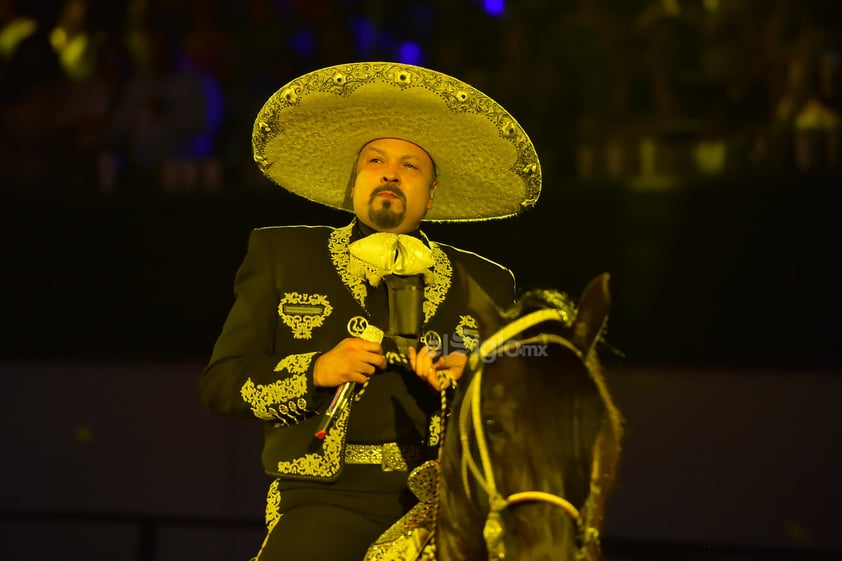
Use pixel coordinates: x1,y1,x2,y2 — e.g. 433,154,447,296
351,138,438,233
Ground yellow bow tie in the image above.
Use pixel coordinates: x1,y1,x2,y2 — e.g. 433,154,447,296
348,232,434,286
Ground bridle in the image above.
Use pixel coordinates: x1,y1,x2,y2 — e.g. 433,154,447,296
457,308,587,561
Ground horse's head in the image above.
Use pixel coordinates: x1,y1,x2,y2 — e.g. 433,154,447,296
436,273,623,561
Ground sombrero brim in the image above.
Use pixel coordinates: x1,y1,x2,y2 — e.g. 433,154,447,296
253,62,541,222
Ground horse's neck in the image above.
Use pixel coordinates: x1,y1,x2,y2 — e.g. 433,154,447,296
433,488,488,561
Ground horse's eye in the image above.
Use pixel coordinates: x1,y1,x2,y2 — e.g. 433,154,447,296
483,416,504,435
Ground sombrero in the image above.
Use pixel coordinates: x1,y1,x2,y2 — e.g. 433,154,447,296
252,61,541,222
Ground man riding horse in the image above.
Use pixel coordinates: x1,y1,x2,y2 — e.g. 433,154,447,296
200,61,542,561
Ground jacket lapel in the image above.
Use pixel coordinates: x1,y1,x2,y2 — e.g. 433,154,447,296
328,223,368,308
329,223,452,324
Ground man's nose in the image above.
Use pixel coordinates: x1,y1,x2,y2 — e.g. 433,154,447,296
382,162,400,182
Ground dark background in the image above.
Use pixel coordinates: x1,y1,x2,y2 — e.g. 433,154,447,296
4,171,840,369
2,0,841,560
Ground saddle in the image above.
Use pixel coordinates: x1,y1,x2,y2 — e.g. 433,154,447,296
364,460,441,561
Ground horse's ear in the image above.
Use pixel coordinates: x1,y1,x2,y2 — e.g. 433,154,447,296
571,273,611,357
455,263,504,339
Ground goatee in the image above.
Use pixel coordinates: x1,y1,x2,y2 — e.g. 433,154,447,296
368,202,404,230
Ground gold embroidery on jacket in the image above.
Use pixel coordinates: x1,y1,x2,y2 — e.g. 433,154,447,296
329,224,368,307
455,314,480,352
240,352,317,423
274,405,349,478
278,292,333,339
423,243,451,323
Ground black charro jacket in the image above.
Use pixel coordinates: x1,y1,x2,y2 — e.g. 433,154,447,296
199,220,515,481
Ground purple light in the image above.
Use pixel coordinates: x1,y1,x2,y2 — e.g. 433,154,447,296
289,28,316,57
350,16,377,57
483,0,505,17
397,42,424,66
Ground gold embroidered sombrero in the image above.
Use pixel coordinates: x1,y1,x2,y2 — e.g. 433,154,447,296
252,61,541,222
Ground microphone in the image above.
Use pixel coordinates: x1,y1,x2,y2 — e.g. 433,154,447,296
314,381,355,440
314,318,385,440
313,275,423,440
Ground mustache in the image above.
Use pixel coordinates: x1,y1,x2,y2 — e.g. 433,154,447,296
370,184,406,203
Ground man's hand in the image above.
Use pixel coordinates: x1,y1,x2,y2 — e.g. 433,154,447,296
313,338,387,387
409,345,467,391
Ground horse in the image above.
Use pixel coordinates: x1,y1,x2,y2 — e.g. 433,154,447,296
365,273,624,561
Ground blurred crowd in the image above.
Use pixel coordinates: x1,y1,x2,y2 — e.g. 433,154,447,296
1,0,840,197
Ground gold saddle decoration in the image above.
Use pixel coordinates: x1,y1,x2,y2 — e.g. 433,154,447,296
364,460,440,560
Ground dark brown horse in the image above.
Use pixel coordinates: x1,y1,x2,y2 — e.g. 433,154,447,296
366,274,623,561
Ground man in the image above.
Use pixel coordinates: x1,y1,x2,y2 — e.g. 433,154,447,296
199,61,541,561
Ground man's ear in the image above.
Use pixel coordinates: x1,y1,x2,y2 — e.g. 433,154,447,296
342,163,358,209
428,181,438,208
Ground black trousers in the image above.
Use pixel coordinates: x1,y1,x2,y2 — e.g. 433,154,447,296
255,465,417,561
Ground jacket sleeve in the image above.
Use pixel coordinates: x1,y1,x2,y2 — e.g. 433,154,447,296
198,229,331,422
